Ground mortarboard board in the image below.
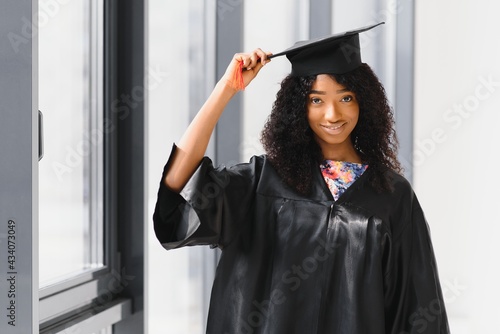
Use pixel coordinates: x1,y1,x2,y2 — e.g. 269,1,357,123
269,22,384,76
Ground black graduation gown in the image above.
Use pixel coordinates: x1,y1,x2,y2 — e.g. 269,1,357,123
153,145,450,334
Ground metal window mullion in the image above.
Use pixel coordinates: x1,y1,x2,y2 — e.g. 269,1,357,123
39,278,102,324
88,0,105,268
394,0,415,182
309,0,332,38
112,0,147,331
83,0,92,269
39,267,109,299
39,270,127,327
40,299,131,334
214,0,244,165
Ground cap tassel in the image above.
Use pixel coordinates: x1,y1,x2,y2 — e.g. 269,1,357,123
229,60,245,91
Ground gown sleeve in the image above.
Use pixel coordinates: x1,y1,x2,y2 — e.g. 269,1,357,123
384,192,451,334
153,144,261,250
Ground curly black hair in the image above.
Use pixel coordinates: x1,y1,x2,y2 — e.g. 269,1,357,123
260,63,402,195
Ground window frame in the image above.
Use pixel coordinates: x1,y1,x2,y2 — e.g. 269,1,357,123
37,0,115,326
0,0,146,332
39,0,147,331
38,0,105,292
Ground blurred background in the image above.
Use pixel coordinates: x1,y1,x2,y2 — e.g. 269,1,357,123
148,0,500,333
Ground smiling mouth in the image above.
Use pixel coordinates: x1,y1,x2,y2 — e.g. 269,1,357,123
321,122,347,130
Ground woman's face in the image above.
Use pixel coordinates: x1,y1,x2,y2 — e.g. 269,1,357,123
307,74,359,160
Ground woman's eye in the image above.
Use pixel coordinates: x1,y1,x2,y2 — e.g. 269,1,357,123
311,97,322,104
341,95,353,102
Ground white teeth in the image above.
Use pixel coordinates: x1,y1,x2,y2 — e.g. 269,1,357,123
323,124,344,130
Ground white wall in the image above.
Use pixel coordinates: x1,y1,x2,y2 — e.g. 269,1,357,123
148,1,205,333
414,2,500,332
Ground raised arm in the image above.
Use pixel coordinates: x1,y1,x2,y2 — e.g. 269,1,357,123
164,49,271,192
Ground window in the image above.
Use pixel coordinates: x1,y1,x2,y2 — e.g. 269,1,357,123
37,0,120,328
38,0,104,287
1,0,142,332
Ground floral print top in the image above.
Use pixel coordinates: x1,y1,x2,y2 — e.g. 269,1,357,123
320,160,368,201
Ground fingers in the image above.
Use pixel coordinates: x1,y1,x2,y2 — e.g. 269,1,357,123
234,48,271,70
222,48,272,91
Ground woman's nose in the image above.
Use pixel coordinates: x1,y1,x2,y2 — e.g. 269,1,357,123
324,104,340,122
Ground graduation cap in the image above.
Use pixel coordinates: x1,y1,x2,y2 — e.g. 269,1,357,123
269,22,384,76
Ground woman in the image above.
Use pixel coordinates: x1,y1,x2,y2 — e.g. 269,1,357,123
154,24,450,333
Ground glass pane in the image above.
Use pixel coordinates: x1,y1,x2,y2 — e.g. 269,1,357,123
38,0,104,287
